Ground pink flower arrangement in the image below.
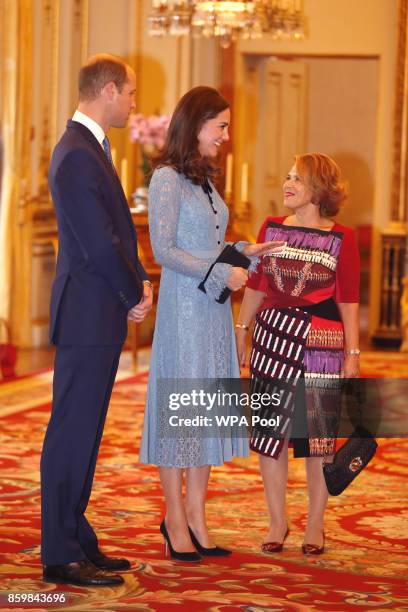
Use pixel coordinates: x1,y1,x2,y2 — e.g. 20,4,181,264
129,113,171,150
129,113,171,187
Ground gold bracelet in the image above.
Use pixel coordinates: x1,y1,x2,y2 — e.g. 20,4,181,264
235,323,249,331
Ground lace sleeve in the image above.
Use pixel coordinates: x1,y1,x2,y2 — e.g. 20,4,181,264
202,262,232,300
149,167,234,299
149,167,214,279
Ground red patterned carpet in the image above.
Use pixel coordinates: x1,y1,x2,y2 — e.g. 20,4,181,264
0,352,407,611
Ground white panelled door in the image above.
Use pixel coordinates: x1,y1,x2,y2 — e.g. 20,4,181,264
252,59,307,233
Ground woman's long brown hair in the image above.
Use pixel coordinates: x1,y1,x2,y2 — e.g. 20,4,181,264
152,86,229,184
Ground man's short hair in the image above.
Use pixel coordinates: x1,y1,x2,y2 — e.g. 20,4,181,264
78,54,128,101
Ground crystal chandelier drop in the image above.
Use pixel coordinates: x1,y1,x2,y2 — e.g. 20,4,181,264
147,1,306,48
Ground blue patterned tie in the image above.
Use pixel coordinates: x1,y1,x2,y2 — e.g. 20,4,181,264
102,136,113,165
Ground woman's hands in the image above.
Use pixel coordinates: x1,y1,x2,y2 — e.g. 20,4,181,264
226,241,285,292
227,267,249,291
341,354,360,378
337,303,360,378
235,327,248,366
235,287,265,369
243,240,286,258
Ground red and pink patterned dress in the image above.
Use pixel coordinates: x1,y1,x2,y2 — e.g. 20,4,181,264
246,216,360,459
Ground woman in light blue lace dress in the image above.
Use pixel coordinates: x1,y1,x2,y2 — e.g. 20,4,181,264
139,87,281,561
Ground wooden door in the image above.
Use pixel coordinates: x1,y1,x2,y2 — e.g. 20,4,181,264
252,59,307,233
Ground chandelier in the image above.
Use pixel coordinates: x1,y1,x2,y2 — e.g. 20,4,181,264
147,1,306,48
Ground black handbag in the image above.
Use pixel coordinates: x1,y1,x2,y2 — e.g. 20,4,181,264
323,425,378,496
198,244,250,304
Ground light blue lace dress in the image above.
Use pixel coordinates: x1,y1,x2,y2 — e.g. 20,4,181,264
139,166,250,466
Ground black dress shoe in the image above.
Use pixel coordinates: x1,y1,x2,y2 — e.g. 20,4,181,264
43,560,124,587
87,551,131,571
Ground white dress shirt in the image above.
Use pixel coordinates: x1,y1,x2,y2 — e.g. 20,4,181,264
72,110,105,148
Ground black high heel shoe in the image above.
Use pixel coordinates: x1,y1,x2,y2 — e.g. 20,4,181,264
159,521,202,562
188,526,232,557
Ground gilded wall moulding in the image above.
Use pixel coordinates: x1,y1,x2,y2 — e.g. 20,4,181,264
391,0,408,224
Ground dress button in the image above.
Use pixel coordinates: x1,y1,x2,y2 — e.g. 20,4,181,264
214,211,217,214
216,225,219,229
218,240,221,244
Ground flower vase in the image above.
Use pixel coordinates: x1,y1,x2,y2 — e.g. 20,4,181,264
131,186,148,212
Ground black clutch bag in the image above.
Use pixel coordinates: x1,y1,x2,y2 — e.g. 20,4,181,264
198,244,251,304
323,425,378,496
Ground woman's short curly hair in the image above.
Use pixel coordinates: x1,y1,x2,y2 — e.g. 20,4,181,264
295,153,347,217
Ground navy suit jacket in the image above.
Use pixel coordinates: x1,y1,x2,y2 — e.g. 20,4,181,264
48,120,147,346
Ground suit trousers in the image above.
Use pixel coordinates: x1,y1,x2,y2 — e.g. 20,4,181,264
40,344,122,565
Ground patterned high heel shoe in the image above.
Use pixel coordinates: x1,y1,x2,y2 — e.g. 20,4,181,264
160,521,202,562
261,527,290,554
188,526,232,557
301,532,325,555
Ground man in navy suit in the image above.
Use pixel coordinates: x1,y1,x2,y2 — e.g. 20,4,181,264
41,54,153,587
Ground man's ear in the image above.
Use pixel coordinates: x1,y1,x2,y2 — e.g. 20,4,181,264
101,81,117,101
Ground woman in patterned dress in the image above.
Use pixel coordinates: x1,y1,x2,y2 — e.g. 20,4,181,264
140,87,281,561
236,153,360,555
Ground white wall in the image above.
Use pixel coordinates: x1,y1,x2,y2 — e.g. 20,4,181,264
87,0,218,116
236,0,398,334
305,57,378,228
86,0,399,335
86,0,218,191
88,0,134,58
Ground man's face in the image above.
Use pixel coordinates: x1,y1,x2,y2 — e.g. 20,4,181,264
110,66,136,128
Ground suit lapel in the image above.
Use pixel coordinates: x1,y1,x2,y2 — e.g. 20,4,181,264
67,120,137,242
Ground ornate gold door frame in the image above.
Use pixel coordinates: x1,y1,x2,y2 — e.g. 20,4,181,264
3,0,89,347
372,0,408,348
0,0,33,347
